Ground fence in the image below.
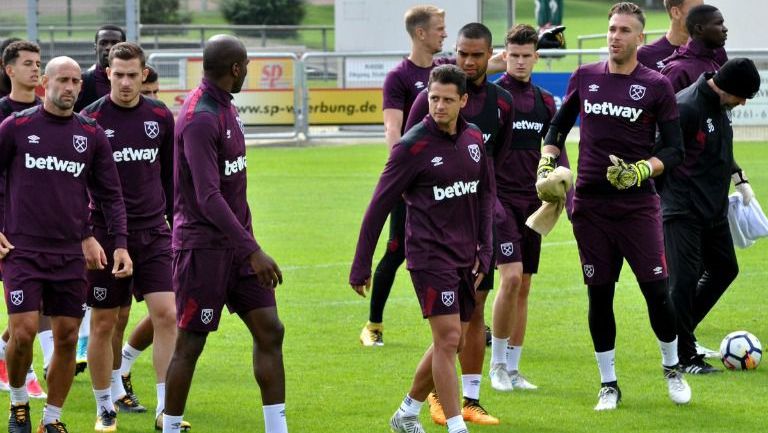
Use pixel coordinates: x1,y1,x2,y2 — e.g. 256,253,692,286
151,47,768,142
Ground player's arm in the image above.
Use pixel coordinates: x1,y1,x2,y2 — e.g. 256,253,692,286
0,118,16,258
160,108,175,226
403,90,429,133
182,113,260,259
87,128,132,278
383,109,404,150
487,50,506,74
539,83,580,176
382,72,407,150
350,143,418,296
475,144,494,286
731,161,754,205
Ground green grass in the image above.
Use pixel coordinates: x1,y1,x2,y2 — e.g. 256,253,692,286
2,140,767,432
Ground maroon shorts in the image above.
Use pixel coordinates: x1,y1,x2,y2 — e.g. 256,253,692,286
496,199,542,273
409,268,475,322
571,194,668,285
87,225,173,309
3,249,87,318
173,249,277,332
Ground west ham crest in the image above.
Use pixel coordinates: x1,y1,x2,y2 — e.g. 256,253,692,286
201,308,214,324
9,290,23,306
73,135,87,153
500,242,514,257
441,291,455,307
93,286,107,301
467,144,481,163
144,121,159,139
583,264,595,278
629,84,646,101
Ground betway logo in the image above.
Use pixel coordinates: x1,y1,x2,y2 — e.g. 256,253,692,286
25,153,84,177
224,155,247,176
583,99,643,122
113,147,158,163
433,180,479,201
513,120,544,133
482,133,491,143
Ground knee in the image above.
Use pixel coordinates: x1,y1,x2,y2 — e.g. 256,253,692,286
53,323,80,351
9,323,37,349
152,307,178,331
255,319,285,349
91,312,117,338
722,260,739,284
173,331,207,361
434,327,461,354
500,273,522,296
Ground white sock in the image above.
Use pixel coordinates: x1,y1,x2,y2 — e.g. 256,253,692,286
163,414,184,433
263,403,288,433
156,383,166,417
38,330,54,369
25,367,37,383
42,404,62,425
461,374,481,400
659,337,679,367
397,394,423,417
111,369,127,400
93,388,114,414
490,336,508,366
446,414,467,433
79,308,91,338
10,386,28,405
0,338,7,360
506,345,523,372
120,343,143,376
595,349,617,383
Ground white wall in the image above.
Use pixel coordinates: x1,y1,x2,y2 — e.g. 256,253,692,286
710,1,768,50
335,0,480,52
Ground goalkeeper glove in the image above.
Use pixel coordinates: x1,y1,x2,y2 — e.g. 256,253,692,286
732,170,754,205
537,25,566,50
606,155,652,190
537,153,557,179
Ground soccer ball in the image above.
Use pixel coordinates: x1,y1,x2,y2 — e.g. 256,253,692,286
719,331,762,370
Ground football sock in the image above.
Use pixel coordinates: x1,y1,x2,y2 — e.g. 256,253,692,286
120,343,142,376
461,374,481,400
163,414,183,433
25,368,36,383
111,369,127,400
398,394,423,417
490,336,508,365
79,308,91,338
93,388,114,414
446,415,468,433
42,404,62,425
659,337,679,367
38,330,54,369
595,349,617,383
156,383,166,417
10,386,28,405
263,403,288,433
0,337,7,359
506,345,522,372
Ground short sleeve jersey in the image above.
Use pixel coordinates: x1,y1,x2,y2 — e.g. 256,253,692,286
382,57,452,134
81,95,175,229
565,61,679,194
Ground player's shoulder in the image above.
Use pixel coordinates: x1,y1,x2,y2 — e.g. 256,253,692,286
398,120,435,154
13,105,41,120
464,122,484,142
142,96,174,120
489,82,513,113
81,95,109,115
576,61,606,77
73,111,99,128
185,87,221,120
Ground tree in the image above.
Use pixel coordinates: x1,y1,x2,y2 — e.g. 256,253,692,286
141,0,191,25
220,0,306,26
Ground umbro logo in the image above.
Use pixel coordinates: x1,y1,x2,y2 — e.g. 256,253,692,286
27,135,39,144
431,156,443,166
227,129,231,139
415,81,425,89
589,84,600,92
104,129,115,138
653,266,663,275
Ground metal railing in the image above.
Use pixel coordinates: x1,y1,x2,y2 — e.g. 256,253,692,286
139,24,333,51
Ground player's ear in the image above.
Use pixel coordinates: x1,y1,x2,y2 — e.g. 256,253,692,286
141,67,148,83
459,92,468,108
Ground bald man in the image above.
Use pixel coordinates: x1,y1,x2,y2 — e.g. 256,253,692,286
163,35,287,433
0,56,131,433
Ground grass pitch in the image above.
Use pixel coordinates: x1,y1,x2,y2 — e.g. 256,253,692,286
2,141,767,432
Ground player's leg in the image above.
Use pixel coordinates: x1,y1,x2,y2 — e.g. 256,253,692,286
120,315,153,389
506,273,537,389
37,315,53,378
362,199,407,346
143,292,177,418
88,306,121,429
43,314,82,430
7,311,38,432
163,329,208,433
489,262,521,392
692,220,738,330
76,307,91,374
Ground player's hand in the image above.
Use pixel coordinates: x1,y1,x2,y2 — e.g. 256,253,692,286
81,236,106,270
606,155,652,190
112,247,133,278
249,249,283,288
351,278,371,297
732,170,754,205
0,232,14,259
537,25,566,50
472,257,486,289
537,153,557,179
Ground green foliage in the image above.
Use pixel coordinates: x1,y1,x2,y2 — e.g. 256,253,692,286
220,0,306,25
141,0,192,25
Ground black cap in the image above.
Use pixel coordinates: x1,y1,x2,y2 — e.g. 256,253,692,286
713,58,761,99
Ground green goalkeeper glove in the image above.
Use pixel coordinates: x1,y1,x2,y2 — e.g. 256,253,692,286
606,155,652,190
537,153,557,179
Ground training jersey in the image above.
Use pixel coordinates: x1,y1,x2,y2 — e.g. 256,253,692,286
660,38,723,93
639,35,727,74
0,105,127,254
75,63,110,112
661,73,735,221
81,95,175,230
173,78,259,260
494,74,558,201
561,61,678,195
350,116,494,285
382,57,452,134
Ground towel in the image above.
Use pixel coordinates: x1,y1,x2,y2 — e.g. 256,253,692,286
526,166,573,236
727,192,768,248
